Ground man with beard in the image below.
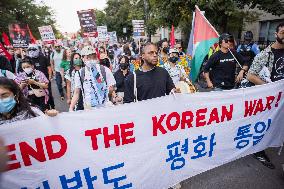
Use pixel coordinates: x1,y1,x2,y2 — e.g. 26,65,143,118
124,43,176,103
247,22,284,169
27,44,55,109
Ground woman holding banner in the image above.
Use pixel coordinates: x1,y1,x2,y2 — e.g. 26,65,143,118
0,77,57,125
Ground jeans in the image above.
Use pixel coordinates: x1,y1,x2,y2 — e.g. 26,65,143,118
55,71,64,97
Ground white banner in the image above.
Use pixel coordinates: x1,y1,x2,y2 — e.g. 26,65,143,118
97,26,108,42
38,25,56,42
1,80,284,189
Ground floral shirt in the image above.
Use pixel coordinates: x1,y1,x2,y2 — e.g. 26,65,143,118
15,70,49,102
248,45,274,80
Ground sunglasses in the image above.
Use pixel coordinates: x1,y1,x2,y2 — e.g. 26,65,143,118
177,47,182,49
224,39,234,43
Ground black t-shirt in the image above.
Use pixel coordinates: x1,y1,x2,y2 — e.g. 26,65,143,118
124,67,175,103
30,55,51,78
204,50,247,89
271,48,284,82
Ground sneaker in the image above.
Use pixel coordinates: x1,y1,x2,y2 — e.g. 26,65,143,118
253,153,275,169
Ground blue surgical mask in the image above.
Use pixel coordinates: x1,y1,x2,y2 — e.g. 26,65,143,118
0,97,16,114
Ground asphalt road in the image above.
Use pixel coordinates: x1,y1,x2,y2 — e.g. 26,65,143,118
50,81,284,189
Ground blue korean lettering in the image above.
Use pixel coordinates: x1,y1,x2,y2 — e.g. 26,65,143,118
83,167,98,189
166,139,189,170
208,133,216,157
21,181,50,189
253,119,272,146
234,124,252,149
191,133,216,159
60,170,83,189
102,162,133,189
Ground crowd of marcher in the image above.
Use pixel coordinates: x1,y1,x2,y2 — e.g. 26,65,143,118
0,22,283,189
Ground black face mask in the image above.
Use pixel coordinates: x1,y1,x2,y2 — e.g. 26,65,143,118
169,57,179,63
276,35,284,44
163,47,169,54
120,63,129,70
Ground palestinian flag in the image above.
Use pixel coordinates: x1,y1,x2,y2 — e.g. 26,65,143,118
187,5,219,81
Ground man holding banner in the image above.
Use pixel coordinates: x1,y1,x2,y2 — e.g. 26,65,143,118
247,22,284,169
124,43,176,103
203,33,248,90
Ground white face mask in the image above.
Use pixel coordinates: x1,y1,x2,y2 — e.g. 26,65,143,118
23,67,33,75
85,60,97,67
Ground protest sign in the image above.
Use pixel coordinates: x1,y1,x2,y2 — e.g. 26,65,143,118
38,25,56,42
1,80,284,189
132,20,145,37
97,26,108,42
77,9,97,37
8,23,30,48
108,31,118,44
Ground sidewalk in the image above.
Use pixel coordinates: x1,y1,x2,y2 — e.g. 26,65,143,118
181,148,284,189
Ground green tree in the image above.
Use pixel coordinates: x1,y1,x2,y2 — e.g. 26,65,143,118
0,0,58,41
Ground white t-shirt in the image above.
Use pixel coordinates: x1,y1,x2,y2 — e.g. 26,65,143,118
0,69,16,80
163,63,188,84
74,64,116,107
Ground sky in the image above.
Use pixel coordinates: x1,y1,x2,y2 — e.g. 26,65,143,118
42,0,107,33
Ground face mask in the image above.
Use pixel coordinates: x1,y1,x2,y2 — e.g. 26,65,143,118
163,47,169,54
0,97,16,114
276,35,284,44
74,59,83,66
120,63,129,70
85,60,97,67
23,68,33,75
169,57,179,63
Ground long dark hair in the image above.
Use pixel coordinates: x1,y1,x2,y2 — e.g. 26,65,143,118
69,52,82,76
0,77,36,117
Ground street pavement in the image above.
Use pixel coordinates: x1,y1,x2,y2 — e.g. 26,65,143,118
50,81,284,189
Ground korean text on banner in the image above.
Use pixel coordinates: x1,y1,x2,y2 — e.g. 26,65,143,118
1,80,284,189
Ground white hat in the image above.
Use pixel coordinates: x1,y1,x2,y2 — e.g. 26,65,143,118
81,45,96,56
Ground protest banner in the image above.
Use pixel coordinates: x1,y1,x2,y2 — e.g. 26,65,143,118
77,9,97,37
38,25,56,42
108,31,118,44
8,23,30,48
1,80,284,189
97,26,108,42
132,20,145,37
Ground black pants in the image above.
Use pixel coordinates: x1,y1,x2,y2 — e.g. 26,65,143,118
47,82,55,109
55,72,64,97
